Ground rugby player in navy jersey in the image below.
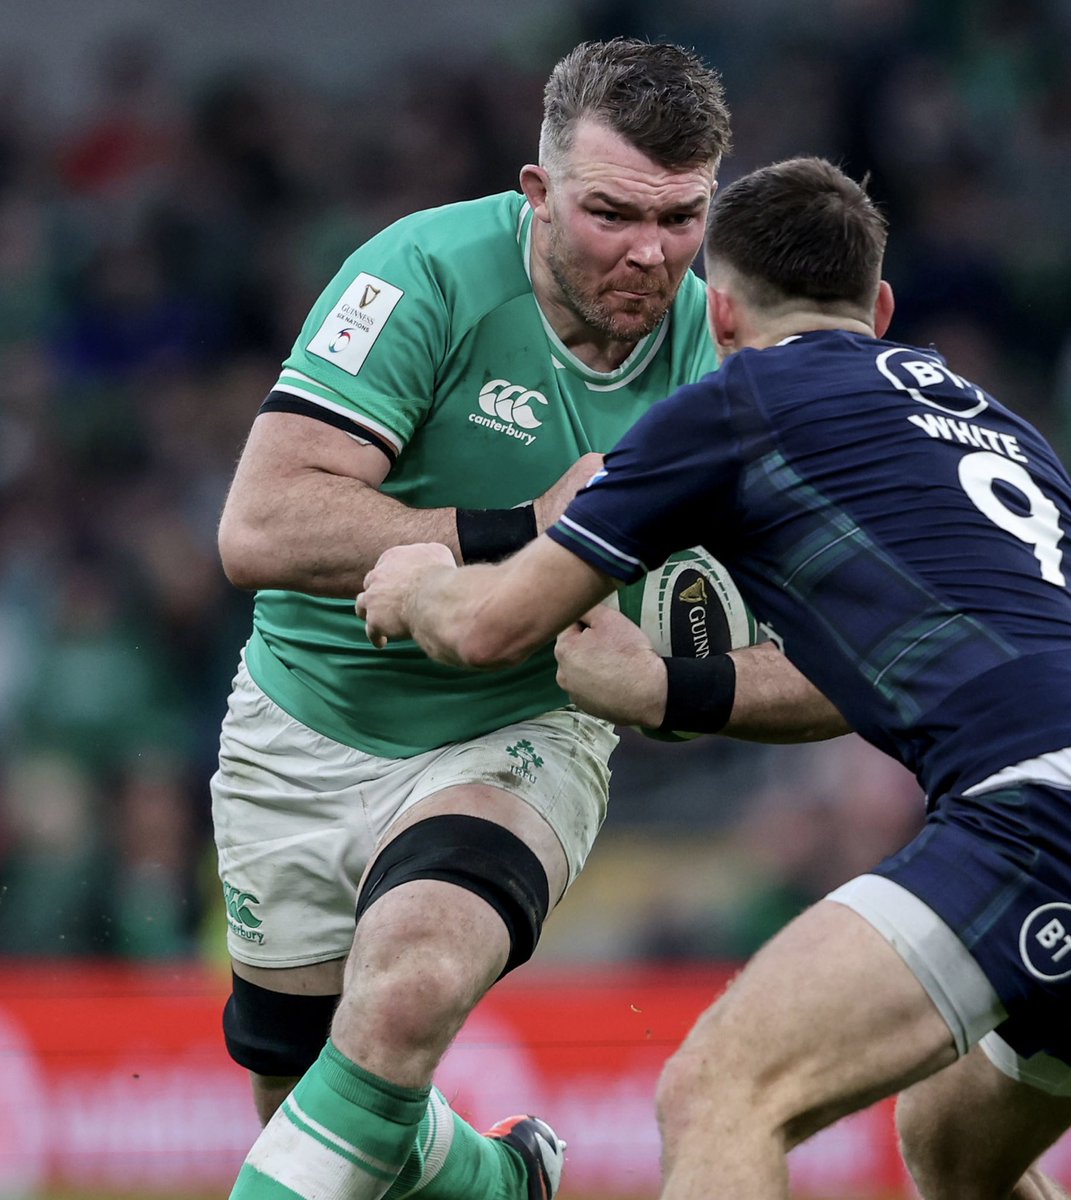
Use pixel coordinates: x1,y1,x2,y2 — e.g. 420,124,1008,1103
360,156,1071,1198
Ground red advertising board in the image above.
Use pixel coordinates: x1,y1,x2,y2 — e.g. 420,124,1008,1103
1,961,1069,1198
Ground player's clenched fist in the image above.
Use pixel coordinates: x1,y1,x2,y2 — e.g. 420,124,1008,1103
357,543,456,647
555,605,667,727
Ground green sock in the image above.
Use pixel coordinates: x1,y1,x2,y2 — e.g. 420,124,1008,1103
230,1040,430,1200
385,1090,527,1200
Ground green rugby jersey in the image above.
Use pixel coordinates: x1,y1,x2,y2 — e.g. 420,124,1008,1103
246,191,717,755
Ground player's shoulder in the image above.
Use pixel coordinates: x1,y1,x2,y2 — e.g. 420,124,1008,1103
727,329,884,395
343,191,529,307
368,191,526,268
382,190,525,240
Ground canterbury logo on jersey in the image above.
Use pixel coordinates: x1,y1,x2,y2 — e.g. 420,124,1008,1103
468,379,548,446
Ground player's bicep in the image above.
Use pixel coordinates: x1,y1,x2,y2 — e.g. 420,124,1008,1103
218,411,393,578
233,410,393,494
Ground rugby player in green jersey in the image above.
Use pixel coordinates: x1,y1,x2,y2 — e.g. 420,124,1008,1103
213,38,829,1200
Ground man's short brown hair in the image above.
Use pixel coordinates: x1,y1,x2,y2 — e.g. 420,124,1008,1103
706,157,889,311
540,38,731,175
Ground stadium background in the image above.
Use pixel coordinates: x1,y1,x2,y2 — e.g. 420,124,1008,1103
0,0,1069,1195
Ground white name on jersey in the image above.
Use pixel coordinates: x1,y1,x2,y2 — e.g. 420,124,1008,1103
907,411,1028,463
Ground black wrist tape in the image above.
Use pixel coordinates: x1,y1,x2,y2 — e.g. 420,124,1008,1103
456,504,538,563
659,653,737,734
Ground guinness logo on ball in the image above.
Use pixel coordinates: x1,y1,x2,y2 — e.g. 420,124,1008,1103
669,568,731,658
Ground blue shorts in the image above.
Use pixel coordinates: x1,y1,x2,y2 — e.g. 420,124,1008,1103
872,764,1071,1061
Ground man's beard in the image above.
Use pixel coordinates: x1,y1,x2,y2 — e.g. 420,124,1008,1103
547,237,672,343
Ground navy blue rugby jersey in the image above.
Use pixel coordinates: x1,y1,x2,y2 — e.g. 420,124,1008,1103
549,330,1071,798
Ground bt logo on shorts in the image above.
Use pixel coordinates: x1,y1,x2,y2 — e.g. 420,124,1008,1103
469,379,548,447
1019,902,1071,981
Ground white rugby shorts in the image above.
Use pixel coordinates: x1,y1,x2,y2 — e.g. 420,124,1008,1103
211,654,617,968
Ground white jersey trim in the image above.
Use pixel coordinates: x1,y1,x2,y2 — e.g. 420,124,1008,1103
964,746,1071,796
556,516,644,571
583,319,671,392
274,370,404,455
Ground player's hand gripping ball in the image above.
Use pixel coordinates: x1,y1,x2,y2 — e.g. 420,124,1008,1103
607,548,759,741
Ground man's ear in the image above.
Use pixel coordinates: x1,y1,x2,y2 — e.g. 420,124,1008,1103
706,284,736,357
519,164,551,222
874,280,895,338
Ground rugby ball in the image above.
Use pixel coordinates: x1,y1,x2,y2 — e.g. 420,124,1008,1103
606,547,758,741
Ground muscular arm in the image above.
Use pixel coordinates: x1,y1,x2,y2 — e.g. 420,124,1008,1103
218,413,445,596
218,412,600,597
553,606,849,742
361,533,849,740
358,535,617,668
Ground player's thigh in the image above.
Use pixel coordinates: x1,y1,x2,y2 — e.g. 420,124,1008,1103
377,784,568,906
661,898,957,1141
340,707,616,996
214,669,615,968
376,705,618,907
897,1041,1071,1191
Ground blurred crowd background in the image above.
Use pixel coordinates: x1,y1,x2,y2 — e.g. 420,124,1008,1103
0,0,1068,967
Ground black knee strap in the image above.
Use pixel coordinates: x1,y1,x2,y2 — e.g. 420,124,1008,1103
222,972,340,1077
355,814,551,978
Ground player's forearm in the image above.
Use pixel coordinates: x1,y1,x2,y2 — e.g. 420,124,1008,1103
360,536,612,667
722,642,850,743
397,562,545,669
219,475,461,598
